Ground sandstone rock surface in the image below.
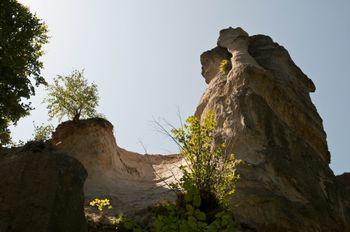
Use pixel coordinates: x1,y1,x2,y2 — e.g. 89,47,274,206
0,142,87,232
196,27,350,231
45,27,350,231
51,118,183,215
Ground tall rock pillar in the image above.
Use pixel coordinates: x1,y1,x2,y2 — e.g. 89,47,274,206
196,27,349,231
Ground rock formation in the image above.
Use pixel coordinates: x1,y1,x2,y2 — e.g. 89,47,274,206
337,173,350,192
51,118,183,215
0,142,87,232
196,27,350,231
337,173,350,215
40,27,350,231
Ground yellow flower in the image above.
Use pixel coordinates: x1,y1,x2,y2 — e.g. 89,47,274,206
89,198,112,212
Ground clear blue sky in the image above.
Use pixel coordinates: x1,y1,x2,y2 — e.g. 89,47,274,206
15,0,349,175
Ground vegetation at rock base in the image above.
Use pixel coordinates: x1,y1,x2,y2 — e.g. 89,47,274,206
219,59,231,75
88,112,240,231
44,69,99,122
170,112,240,207
0,0,48,146
32,123,54,142
153,111,240,231
88,198,142,232
112,215,142,232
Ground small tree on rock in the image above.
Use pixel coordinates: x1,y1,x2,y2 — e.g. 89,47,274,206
44,69,99,121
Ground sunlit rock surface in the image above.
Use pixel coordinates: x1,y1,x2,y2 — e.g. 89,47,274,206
49,27,350,231
51,118,183,215
196,27,350,231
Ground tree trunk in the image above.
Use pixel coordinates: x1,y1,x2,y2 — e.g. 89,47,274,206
73,113,80,122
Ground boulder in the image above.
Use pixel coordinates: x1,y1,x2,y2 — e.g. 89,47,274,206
195,27,350,231
0,142,87,232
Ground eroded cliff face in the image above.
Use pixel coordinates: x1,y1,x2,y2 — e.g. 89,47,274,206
47,27,349,231
196,27,350,231
51,118,183,215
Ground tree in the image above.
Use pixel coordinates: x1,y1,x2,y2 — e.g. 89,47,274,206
44,69,99,121
0,0,48,146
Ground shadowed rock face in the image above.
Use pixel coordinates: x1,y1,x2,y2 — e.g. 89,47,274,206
0,142,87,232
337,173,350,213
196,27,350,231
51,118,183,215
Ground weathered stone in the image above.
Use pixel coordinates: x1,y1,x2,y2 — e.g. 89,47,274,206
0,141,87,232
200,46,232,84
337,173,350,191
196,27,350,231
337,173,350,214
51,118,183,215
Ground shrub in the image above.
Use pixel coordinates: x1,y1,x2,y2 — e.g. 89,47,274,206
32,123,54,141
153,112,241,231
113,214,142,232
171,111,240,209
219,59,231,75
153,201,235,232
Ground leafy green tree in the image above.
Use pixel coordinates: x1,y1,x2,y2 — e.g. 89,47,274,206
0,0,48,146
44,69,99,121
32,123,54,141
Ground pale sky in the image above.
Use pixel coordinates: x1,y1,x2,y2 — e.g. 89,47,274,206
14,0,349,175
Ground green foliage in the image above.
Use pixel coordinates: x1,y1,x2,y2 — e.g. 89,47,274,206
87,113,240,231
219,59,231,75
0,0,48,146
44,69,99,121
171,111,241,208
88,198,142,232
153,201,235,232
153,112,240,231
32,123,54,141
113,214,142,232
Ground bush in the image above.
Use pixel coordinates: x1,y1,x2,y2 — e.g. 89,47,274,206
153,112,240,231
32,123,54,141
153,200,235,232
219,59,231,75
113,215,142,232
171,111,240,209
